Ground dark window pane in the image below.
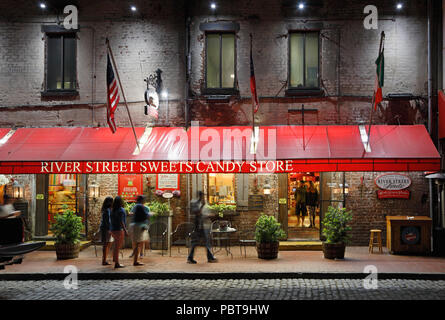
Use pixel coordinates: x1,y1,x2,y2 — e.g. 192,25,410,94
305,33,319,88
63,35,76,90
207,34,221,88
47,36,62,90
290,32,319,88
221,34,235,88
290,33,304,88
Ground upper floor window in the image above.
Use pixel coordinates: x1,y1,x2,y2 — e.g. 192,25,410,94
206,33,236,91
289,32,319,89
45,33,77,92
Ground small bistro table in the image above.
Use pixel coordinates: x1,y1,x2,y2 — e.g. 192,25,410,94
211,227,237,258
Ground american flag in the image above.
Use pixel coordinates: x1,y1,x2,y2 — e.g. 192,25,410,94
250,37,259,113
106,53,119,133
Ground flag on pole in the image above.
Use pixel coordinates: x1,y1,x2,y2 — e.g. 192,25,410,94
106,53,120,133
373,48,384,111
250,37,259,113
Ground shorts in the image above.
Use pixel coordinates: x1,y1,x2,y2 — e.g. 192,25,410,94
101,229,113,243
130,223,150,243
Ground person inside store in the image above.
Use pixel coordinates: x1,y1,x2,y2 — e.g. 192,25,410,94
294,180,307,227
306,181,319,228
0,194,21,219
110,196,128,269
187,191,217,264
99,196,114,266
129,195,151,266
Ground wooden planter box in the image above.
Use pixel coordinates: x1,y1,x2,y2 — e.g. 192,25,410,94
256,241,279,259
322,242,345,259
55,243,80,260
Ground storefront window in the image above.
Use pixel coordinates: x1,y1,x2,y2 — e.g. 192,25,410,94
47,174,85,235
208,173,235,204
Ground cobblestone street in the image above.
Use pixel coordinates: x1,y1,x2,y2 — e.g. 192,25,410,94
1,278,444,300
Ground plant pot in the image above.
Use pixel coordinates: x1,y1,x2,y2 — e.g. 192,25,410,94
322,242,345,259
256,241,279,260
55,243,80,260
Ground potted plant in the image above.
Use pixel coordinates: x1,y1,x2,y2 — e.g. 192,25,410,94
321,206,353,259
254,214,285,260
148,200,171,250
50,205,83,260
208,204,237,219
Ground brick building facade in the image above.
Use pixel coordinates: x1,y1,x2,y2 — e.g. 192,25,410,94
0,0,442,247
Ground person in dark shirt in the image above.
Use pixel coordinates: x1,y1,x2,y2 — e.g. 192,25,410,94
187,191,217,264
129,195,151,266
294,181,307,227
306,181,319,228
99,196,114,266
110,196,128,268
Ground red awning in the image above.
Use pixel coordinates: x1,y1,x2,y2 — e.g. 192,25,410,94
0,125,440,173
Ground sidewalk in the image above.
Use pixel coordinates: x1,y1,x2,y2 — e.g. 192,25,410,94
1,245,445,279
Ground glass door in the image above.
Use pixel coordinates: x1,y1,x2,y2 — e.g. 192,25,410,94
319,172,348,240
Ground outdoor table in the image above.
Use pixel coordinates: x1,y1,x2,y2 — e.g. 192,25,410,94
211,227,237,258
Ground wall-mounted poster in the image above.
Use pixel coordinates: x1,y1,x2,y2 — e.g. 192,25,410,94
118,174,143,202
157,174,180,190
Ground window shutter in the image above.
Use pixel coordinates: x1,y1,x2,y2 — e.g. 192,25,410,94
236,174,249,209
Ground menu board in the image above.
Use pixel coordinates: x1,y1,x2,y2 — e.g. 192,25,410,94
248,194,264,210
157,174,180,190
118,174,143,202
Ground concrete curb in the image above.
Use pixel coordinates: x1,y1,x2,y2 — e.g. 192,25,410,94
1,272,445,281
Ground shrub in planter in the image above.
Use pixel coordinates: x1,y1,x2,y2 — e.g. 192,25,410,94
321,206,353,259
255,214,285,260
148,201,171,250
208,204,237,219
50,205,83,260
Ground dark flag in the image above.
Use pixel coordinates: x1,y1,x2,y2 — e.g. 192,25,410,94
106,53,120,133
250,36,259,113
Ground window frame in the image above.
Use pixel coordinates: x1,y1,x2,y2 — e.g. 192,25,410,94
207,173,237,205
204,31,238,96
42,30,78,96
287,30,322,95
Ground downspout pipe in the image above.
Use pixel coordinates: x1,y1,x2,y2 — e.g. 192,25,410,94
427,0,434,252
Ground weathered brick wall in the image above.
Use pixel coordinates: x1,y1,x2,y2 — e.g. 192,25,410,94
0,0,186,127
188,0,428,126
0,0,430,128
345,171,430,246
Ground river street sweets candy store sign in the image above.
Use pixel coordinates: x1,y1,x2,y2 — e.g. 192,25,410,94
375,173,411,199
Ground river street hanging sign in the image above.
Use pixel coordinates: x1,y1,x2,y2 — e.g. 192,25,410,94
375,173,411,199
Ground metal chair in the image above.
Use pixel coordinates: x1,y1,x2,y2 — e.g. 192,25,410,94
92,228,123,259
239,229,257,258
171,222,195,254
148,222,168,256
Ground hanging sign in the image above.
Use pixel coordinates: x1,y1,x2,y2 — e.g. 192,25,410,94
157,174,180,190
377,190,410,199
375,173,411,199
375,173,411,190
118,174,143,202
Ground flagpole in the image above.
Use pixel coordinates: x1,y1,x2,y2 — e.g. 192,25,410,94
365,31,385,153
106,38,141,152
250,33,256,157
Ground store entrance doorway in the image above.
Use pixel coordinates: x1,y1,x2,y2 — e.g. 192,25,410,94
287,173,320,240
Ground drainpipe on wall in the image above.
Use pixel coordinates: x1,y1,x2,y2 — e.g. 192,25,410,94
427,0,434,251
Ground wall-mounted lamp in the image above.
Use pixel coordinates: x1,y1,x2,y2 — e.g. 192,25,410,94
39,2,46,9
298,3,305,10
130,5,137,12
89,182,100,200
210,3,216,10
263,180,272,195
12,180,24,199
396,3,403,10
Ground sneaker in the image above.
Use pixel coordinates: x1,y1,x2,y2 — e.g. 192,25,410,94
187,259,197,264
207,258,218,263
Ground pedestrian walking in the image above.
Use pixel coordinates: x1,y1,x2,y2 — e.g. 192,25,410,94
99,196,114,266
110,196,128,269
129,195,151,266
187,191,217,264
0,195,21,219
306,181,319,228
